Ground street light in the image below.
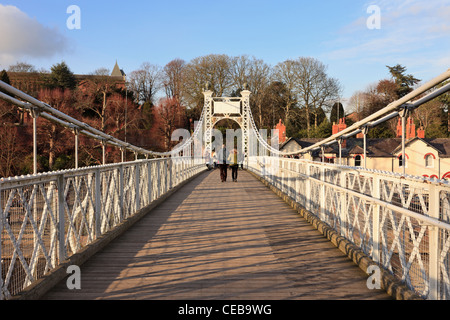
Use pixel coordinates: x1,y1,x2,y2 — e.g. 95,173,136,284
124,81,128,162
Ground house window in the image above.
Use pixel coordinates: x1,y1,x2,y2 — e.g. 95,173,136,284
425,154,434,168
399,155,407,168
355,155,362,167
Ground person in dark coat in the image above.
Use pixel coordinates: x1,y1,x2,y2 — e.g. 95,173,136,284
217,144,229,182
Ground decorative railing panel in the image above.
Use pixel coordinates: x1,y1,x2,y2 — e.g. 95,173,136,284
0,158,205,299
248,157,450,300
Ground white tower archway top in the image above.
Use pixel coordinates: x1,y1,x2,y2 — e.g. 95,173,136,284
203,89,251,160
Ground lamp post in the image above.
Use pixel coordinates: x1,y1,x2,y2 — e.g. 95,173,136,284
124,81,128,163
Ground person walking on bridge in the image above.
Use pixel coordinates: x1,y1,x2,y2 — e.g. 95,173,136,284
217,144,229,182
228,148,239,182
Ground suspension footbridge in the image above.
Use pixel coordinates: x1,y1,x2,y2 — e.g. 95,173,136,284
1,68,450,300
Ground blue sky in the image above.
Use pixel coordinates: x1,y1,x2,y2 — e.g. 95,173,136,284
0,0,449,106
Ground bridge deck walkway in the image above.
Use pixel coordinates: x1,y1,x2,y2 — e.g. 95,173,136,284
43,169,391,300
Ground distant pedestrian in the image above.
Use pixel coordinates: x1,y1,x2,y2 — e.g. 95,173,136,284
217,144,229,182
228,148,239,182
205,152,212,170
238,150,244,170
212,152,217,169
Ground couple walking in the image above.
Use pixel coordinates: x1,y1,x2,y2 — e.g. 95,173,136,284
217,144,239,183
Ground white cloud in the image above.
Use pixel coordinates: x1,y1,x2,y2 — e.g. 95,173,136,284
321,0,450,98
0,5,70,68
325,1,450,65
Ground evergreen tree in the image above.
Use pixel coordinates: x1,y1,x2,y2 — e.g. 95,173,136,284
140,101,154,130
330,102,344,124
0,69,11,95
45,61,77,90
0,69,10,84
386,64,420,98
311,118,332,138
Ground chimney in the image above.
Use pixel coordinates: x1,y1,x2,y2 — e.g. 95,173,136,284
275,119,286,144
406,117,416,139
397,117,417,139
417,127,425,139
396,117,402,137
333,118,347,148
332,122,338,135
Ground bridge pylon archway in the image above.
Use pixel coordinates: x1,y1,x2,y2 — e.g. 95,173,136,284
202,89,251,163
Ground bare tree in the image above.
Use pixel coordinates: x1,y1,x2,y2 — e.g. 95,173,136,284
347,90,366,121
272,59,299,127
128,62,162,105
8,61,37,73
152,97,187,151
294,57,341,136
229,55,253,90
37,88,75,170
414,99,444,133
182,54,232,111
260,81,291,128
163,59,185,103
77,68,119,132
229,55,271,127
0,127,23,177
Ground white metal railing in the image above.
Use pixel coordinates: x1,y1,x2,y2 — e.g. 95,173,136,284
0,157,205,299
248,156,450,300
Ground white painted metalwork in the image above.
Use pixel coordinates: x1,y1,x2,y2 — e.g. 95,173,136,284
247,157,450,300
202,90,251,162
1,68,450,300
239,68,450,300
0,80,208,299
0,158,205,299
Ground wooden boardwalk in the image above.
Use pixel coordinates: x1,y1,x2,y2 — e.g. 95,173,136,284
43,169,391,300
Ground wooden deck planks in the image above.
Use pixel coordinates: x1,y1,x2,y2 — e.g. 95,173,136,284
42,169,391,300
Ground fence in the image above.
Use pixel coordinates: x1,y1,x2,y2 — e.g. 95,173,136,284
0,157,205,299
248,156,450,300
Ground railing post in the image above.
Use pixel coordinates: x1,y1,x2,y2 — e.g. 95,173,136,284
363,127,369,169
276,159,280,190
320,165,326,221
340,170,347,237
135,163,141,213
148,161,153,204
400,107,409,176
305,163,311,211
156,161,161,199
372,174,381,264
30,108,40,175
119,164,124,220
165,159,168,194
167,159,171,191
57,174,66,262
74,128,79,169
95,168,101,238
102,140,106,165
286,161,289,196
120,147,125,163
289,161,296,200
428,183,440,300
295,162,300,203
